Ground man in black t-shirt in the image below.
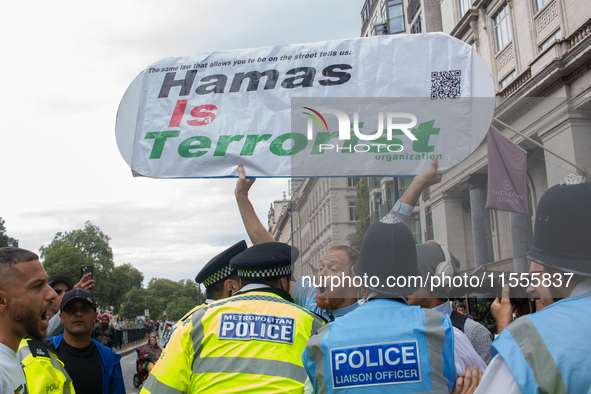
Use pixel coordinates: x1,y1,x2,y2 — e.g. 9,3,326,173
47,289,125,393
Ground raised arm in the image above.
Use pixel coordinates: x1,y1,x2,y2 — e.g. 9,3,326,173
235,164,275,245
381,158,442,224
399,158,442,207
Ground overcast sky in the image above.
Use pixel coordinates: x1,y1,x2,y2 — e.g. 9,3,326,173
0,0,365,286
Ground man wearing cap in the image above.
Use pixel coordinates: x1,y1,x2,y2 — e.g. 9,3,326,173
475,180,591,393
48,275,74,318
142,242,325,393
0,247,57,394
93,313,116,348
302,221,457,393
47,288,125,394
407,241,493,364
46,271,94,338
159,240,247,348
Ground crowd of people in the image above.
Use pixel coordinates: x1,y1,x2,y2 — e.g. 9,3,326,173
1,160,589,393
0,250,125,394
143,162,591,393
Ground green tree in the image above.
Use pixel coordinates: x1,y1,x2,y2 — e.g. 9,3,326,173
126,278,203,321
108,263,144,314
146,278,177,320
349,178,370,250
164,295,196,320
120,287,149,319
472,300,496,333
40,221,115,308
0,217,19,247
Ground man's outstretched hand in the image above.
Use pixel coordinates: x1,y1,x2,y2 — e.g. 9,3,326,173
235,163,255,199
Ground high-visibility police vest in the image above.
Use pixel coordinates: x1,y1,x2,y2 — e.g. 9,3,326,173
302,298,456,393
161,303,206,348
141,289,325,394
491,291,591,393
17,337,75,394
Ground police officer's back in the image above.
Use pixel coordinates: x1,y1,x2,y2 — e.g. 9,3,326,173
142,242,325,393
302,221,456,393
478,181,591,393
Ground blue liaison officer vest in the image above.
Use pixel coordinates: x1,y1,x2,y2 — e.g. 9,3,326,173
302,298,456,393
491,291,591,394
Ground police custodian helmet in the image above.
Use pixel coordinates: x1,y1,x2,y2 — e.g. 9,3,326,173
352,220,419,297
528,181,591,276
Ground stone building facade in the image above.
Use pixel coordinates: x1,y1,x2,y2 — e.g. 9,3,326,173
270,0,591,276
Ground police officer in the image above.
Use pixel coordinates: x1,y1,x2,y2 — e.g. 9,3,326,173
142,242,325,393
17,336,76,394
477,180,591,393
160,240,247,347
302,220,456,393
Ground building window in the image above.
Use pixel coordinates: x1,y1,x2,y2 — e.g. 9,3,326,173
408,212,422,243
458,0,471,17
407,0,420,23
349,202,356,222
410,15,422,34
362,1,370,24
422,186,431,202
386,0,405,34
348,177,360,187
374,23,389,35
493,4,512,52
385,183,395,210
533,0,551,13
369,177,382,188
398,177,415,197
375,195,382,219
499,69,516,90
539,29,562,52
424,205,433,241
372,12,379,30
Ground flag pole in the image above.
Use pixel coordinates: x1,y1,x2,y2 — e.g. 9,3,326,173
492,118,590,178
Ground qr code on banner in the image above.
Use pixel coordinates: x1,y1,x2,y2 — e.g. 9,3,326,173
431,70,461,99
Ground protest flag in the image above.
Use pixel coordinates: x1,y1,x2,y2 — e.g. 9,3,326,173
486,126,529,214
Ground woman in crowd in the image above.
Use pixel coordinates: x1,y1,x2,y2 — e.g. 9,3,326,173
139,335,162,374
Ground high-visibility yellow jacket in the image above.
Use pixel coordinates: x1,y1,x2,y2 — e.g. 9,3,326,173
141,287,325,393
161,303,206,348
17,337,75,394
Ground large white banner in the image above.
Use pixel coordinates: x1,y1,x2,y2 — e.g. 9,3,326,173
116,33,494,178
